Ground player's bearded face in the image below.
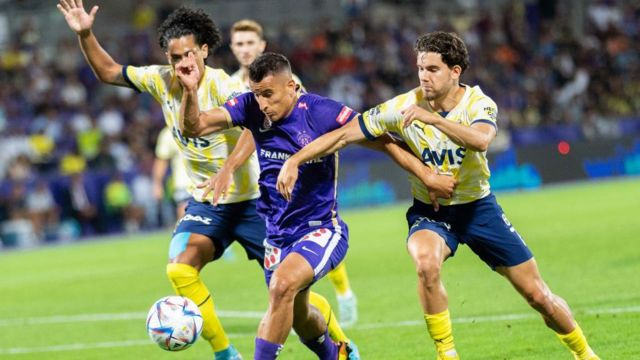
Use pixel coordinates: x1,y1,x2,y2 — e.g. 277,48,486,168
231,31,266,67
416,51,459,101
166,35,207,79
250,72,297,122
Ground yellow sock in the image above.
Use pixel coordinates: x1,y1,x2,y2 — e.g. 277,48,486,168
309,291,348,343
424,309,457,358
557,324,599,360
166,263,230,352
327,262,352,296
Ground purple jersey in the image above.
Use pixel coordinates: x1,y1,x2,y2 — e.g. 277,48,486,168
223,92,357,247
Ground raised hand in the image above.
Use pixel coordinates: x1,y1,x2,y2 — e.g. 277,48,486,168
276,158,300,202
175,52,200,92
57,0,99,36
197,167,234,206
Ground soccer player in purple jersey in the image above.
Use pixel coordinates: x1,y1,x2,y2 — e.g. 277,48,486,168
175,52,455,359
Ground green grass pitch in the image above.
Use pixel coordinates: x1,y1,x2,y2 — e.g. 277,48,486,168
1,178,639,359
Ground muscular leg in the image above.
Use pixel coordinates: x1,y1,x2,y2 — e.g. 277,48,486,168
258,252,317,343
407,230,458,359
407,230,451,314
255,253,339,359
497,258,599,359
497,258,574,332
166,233,233,354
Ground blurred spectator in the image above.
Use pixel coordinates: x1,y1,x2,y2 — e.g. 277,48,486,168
1,0,639,246
104,174,144,233
26,181,59,241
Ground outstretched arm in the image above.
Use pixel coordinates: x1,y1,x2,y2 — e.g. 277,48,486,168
401,105,496,152
197,129,256,205
363,136,456,209
57,0,127,86
175,52,232,137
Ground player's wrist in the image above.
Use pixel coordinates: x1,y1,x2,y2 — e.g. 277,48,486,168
77,28,92,38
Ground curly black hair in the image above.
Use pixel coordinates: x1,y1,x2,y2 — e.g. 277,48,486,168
414,31,469,73
249,52,292,83
157,7,222,56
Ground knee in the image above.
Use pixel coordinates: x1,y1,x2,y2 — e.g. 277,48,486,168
414,255,442,288
268,275,299,305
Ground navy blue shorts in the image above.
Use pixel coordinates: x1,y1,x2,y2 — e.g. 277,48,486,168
406,194,533,269
171,198,265,263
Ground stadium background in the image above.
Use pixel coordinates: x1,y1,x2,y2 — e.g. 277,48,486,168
0,1,639,359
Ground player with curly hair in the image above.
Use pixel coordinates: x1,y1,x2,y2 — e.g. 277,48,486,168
57,2,357,359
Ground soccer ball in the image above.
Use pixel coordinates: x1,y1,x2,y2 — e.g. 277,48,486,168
146,296,203,351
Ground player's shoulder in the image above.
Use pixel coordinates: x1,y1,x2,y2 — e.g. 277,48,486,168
300,93,352,117
127,64,171,79
367,87,420,116
465,84,497,108
203,66,232,81
225,90,255,108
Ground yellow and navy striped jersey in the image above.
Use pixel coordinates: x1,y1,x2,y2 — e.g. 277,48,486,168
360,84,498,205
124,65,260,204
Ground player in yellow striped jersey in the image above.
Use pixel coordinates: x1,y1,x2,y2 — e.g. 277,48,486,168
277,31,599,360
153,126,191,219
57,2,355,359
218,18,360,329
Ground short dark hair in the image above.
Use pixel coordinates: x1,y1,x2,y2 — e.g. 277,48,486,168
248,52,292,83
414,31,469,73
157,7,222,56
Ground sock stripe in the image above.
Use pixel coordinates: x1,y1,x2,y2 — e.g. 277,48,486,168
325,307,333,327
197,294,211,307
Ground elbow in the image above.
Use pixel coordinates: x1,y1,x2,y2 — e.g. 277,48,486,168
469,136,492,152
181,126,202,138
98,65,123,85
473,142,489,152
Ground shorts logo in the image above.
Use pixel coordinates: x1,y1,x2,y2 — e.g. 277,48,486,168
300,228,331,247
412,216,451,231
178,214,212,225
501,213,526,245
301,245,318,256
264,243,282,270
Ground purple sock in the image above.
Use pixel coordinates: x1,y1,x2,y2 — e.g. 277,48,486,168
254,338,283,360
300,330,338,360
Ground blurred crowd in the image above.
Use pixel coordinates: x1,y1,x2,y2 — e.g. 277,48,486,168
0,0,639,247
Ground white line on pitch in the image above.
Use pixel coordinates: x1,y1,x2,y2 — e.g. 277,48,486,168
1,305,638,355
0,310,265,327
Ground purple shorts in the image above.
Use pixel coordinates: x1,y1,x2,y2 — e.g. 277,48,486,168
263,225,348,287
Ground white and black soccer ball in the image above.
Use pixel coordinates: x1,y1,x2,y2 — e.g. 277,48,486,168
146,296,203,351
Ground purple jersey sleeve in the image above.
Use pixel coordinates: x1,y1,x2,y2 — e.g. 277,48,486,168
222,92,261,130
307,97,358,134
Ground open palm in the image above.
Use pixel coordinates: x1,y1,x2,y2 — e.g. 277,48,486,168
57,0,99,35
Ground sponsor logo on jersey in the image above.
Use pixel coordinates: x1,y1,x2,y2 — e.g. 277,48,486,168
421,147,467,166
336,106,353,125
